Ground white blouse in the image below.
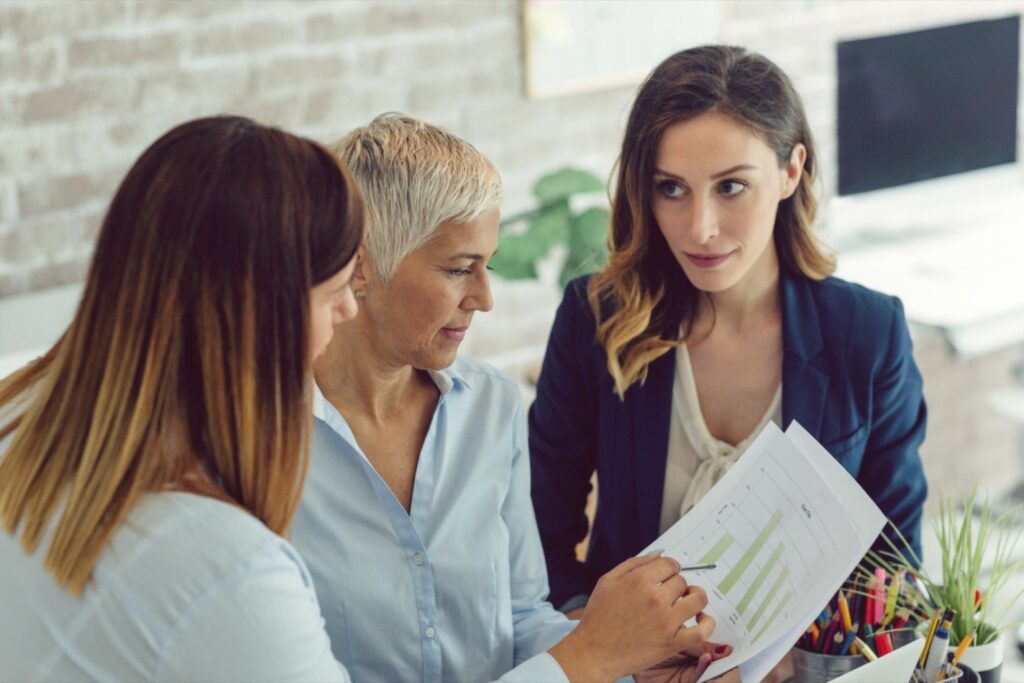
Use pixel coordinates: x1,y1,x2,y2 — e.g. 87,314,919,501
658,344,782,534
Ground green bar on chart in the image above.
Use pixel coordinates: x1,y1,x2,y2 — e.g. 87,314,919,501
697,533,735,565
718,509,783,594
751,590,793,645
736,542,786,614
747,566,790,633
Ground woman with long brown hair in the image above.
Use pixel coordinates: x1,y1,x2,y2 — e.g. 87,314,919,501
529,44,927,631
0,116,363,681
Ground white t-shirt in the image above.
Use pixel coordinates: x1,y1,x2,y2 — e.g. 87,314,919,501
0,490,348,683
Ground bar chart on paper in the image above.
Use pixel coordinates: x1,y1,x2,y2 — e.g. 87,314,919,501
660,448,842,650
649,422,885,683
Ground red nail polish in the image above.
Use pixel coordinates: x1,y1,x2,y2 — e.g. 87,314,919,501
715,644,727,654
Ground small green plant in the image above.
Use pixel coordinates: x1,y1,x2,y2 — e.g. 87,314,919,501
860,489,1024,645
489,167,609,288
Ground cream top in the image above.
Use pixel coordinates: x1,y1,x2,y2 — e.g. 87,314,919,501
658,344,783,534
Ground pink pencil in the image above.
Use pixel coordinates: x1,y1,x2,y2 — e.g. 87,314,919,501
873,568,887,626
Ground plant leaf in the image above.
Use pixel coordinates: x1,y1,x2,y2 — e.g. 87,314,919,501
533,167,605,204
489,232,544,280
527,201,572,252
560,206,610,288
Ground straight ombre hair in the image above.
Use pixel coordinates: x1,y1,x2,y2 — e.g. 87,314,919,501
0,116,363,594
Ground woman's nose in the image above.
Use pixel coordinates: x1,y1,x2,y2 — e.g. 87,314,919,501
686,195,719,244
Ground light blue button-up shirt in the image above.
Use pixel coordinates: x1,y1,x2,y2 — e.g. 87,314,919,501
0,492,346,683
290,356,574,683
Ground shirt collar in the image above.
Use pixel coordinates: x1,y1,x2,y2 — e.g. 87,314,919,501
426,362,469,395
312,362,469,422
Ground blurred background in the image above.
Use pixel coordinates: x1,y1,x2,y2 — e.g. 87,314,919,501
1,0,1023,670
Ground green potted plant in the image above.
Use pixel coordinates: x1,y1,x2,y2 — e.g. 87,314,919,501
862,490,1024,683
489,167,609,288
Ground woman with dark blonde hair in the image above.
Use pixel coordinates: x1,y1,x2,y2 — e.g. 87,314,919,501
530,45,927,624
0,116,363,681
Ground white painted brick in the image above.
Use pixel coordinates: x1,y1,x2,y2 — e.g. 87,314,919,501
189,19,303,59
0,43,61,89
17,171,116,219
68,32,181,73
0,179,17,225
0,1,127,45
133,0,269,25
16,77,139,125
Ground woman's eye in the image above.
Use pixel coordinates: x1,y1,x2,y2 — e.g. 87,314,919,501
719,180,747,197
448,268,472,277
656,180,685,199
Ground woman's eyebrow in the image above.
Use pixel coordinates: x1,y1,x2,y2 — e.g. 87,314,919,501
710,163,757,179
654,164,758,181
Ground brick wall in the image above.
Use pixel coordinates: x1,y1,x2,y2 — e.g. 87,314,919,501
2,0,1024,506
0,0,638,294
5,0,1017,296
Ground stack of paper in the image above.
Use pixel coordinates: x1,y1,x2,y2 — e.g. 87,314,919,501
642,421,886,682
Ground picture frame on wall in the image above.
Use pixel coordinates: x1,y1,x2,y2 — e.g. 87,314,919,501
522,0,726,99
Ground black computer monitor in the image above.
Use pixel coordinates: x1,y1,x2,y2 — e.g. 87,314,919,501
836,16,1020,196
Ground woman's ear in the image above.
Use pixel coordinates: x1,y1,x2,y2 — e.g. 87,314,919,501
781,143,807,199
352,245,371,297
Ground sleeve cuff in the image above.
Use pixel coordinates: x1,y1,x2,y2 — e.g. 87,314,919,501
558,593,589,614
499,652,570,683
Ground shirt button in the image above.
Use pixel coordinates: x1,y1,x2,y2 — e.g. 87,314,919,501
425,626,436,639
413,553,424,566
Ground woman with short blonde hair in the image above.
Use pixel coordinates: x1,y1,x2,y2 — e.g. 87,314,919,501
333,112,503,282
290,113,733,683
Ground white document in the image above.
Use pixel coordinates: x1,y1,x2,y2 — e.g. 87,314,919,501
641,421,886,682
829,638,924,682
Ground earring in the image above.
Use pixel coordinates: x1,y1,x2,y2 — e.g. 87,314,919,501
354,290,366,299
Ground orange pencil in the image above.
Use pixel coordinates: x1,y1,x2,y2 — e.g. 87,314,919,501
952,629,975,667
838,590,853,633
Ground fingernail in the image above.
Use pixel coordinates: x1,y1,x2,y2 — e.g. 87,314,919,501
642,548,664,557
715,644,728,654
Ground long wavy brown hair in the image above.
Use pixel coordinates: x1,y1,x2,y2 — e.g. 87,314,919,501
589,45,835,397
0,116,363,594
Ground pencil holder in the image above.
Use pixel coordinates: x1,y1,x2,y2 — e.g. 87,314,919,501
935,663,979,683
885,626,921,649
791,647,864,683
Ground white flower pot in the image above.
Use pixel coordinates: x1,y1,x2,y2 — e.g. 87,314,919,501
958,633,1004,683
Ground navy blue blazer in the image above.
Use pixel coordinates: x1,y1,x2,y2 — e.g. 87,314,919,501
529,272,928,609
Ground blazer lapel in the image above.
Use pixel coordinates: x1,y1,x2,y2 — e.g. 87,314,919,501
781,273,829,436
630,349,675,546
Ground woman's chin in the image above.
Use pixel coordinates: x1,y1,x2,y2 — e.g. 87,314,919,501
413,347,460,372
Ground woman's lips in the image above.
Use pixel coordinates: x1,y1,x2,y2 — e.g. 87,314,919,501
441,326,468,341
684,251,732,268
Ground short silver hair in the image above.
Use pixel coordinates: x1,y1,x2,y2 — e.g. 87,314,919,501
331,113,503,282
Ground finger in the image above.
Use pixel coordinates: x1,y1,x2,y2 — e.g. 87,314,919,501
687,653,712,683
656,573,688,601
605,553,662,579
708,643,733,660
673,610,716,653
633,556,683,584
672,586,710,620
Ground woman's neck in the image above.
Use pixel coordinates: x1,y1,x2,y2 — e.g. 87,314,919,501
313,323,424,422
700,248,781,334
